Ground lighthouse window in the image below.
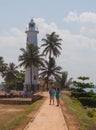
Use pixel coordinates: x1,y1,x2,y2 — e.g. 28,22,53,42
34,75,36,80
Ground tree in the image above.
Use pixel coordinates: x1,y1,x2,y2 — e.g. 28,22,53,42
19,44,44,91
41,32,62,89
40,57,62,90
56,71,68,89
14,70,25,90
78,76,89,82
73,76,94,91
4,62,18,83
3,62,18,90
41,32,62,58
0,56,7,77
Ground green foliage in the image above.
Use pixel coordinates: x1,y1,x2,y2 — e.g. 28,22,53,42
19,43,44,91
78,76,89,81
40,32,62,89
61,92,96,130
79,97,96,107
41,32,62,58
87,110,95,118
73,76,94,91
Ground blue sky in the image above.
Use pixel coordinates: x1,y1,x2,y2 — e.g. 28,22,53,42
0,0,96,84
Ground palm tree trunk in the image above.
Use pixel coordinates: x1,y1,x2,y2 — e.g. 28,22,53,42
46,75,49,90
30,66,33,101
30,65,33,91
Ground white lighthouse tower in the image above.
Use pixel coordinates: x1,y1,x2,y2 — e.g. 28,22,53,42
24,19,39,92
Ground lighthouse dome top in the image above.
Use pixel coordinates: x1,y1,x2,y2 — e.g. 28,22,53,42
25,19,39,33
28,19,36,31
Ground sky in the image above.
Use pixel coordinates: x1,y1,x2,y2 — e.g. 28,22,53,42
0,0,96,84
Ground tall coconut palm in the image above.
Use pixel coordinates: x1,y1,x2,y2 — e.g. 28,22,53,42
40,57,62,90
19,44,44,91
41,32,62,58
41,32,62,88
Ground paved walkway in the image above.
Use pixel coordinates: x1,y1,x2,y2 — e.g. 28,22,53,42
24,92,68,130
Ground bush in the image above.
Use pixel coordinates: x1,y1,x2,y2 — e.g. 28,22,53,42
79,97,96,107
71,92,91,98
87,110,95,118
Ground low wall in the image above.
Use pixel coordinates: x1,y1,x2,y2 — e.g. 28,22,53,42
0,94,42,105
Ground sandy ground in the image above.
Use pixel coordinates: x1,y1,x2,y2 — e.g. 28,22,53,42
24,92,68,130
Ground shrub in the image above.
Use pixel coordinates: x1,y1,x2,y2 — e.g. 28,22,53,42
87,110,95,118
71,92,91,98
79,97,96,107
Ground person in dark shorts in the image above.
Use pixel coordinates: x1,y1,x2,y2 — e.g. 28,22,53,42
49,87,55,105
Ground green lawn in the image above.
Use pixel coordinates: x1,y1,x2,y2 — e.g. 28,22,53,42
61,91,96,130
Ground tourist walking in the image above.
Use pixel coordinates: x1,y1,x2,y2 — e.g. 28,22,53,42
49,87,55,105
56,87,60,106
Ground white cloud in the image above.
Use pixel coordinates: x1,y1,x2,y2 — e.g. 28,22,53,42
0,18,96,84
63,11,78,22
0,28,26,64
35,18,96,83
79,12,96,24
63,11,96,24
63,11,96,39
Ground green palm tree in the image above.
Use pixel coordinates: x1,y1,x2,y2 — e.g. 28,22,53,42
41,32,62,58
3,62,18,86
56,71,68,89
40,57,62,90
41,32,62,89
19,44,43,91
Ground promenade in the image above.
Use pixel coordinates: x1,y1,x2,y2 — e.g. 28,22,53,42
24,92,68,130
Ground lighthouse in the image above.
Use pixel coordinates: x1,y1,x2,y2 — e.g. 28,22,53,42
24,19,39,92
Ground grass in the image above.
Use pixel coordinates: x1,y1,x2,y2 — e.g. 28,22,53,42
61,91,96,130
0,97,45,130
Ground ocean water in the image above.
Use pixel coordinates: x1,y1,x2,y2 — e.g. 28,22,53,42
0,84,4,90
69,85,96,93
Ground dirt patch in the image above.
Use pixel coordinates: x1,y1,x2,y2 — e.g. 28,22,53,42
0,104,28,128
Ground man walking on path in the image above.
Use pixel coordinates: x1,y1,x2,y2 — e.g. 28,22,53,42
24,92,68,130
49,87,55,105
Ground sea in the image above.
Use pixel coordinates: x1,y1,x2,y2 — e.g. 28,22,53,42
69,85,96,93
0,84,4,90
0,84,96,93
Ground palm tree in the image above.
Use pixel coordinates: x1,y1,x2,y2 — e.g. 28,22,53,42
41,32,62,58
0,56,8,77
41,32,62,89
56,71,68,89
19,44,44,91
3,62,18,87
40,57,62,90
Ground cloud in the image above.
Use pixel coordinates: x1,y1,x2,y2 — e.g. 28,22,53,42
0,28,25,64
63,11,78,22
35,18,96,83
63,11,96,24
0,18,96,84
63,11,96,39
79,12,96,24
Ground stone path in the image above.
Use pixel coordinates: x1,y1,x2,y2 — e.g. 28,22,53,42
24,92,68,130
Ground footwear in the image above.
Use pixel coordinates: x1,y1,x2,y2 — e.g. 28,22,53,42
56,105,59,106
